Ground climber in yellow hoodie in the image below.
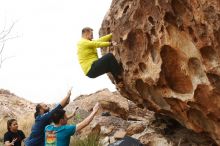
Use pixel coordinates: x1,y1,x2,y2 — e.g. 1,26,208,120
77,27,122,85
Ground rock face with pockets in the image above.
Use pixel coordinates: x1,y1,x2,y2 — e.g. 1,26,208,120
100,0,220,144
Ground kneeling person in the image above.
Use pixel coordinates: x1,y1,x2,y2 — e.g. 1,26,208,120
45,103,100,146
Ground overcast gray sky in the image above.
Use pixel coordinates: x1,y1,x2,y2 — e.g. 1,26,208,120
0,0,115,103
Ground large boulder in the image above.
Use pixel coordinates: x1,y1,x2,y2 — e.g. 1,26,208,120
100,0,220,144
67,89,216,145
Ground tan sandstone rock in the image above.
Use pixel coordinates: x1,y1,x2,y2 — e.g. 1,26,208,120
113,129,127,139
100,0,220,144
67,89,216,145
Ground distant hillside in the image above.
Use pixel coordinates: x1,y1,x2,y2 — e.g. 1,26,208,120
0,89,35,120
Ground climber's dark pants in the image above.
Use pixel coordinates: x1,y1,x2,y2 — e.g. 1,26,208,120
87,53,122,82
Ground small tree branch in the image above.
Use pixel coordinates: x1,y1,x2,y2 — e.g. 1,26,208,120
2,55,15,63
0,17,7,35
0,21,16,40
0,42,5,55
0,20,17,68
0,56,15,69
0,35,19,43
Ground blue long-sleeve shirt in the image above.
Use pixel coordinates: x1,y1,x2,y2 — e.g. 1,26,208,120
24,104,62,146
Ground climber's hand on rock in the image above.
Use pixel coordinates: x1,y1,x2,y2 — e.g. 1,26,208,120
111,41,118,46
